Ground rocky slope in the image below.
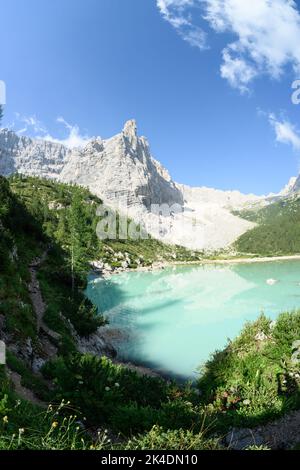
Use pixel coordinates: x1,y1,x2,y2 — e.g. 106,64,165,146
0,129,69,178
289,175,300,194
0,120,282,251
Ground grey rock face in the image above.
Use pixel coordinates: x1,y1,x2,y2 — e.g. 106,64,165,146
290,174,300,194
60,119,183,209
0,129,69,178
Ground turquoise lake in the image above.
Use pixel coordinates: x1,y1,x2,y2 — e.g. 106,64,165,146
86,260,300,380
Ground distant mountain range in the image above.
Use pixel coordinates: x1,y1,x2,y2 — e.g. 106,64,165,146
0,120,296,251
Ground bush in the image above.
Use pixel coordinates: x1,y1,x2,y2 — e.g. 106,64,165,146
42,353,194,433
111,403,160,435
198,312,300,430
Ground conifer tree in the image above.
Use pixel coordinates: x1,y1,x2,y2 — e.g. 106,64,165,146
68,190,92,291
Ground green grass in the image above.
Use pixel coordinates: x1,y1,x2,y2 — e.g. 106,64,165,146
234,195,300,256
198,312,300,430
0,364,217,450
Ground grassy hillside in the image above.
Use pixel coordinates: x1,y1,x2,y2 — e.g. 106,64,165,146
8,174,203,267
234,195,300,256
198,312,300,431
0,175,105,347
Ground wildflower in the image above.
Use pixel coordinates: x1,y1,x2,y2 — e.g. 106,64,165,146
105,386,110,391
243,399,251,406
2,415,8,424
51,421,59,429
114,382,120,388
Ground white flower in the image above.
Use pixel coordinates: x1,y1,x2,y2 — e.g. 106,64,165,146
105,386,110,392
114,382,120,388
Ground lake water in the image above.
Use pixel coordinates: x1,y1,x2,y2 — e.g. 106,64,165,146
86,260,300,380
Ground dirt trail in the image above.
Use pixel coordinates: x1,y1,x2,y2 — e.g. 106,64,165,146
28,252,61,348
6,368,47,408
6,252,63,408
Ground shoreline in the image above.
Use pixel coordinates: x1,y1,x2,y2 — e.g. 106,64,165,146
199,254,300,265
93,254,300,279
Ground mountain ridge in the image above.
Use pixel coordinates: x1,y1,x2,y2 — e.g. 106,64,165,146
0,120,294,251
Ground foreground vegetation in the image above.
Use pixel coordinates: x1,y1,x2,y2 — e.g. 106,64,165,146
199,312,300,430
1,310,300,450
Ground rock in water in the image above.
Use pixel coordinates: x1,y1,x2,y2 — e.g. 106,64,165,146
266,279,278,286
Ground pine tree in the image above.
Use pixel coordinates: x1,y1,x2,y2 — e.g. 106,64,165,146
67,190,92,292
0,105,3,125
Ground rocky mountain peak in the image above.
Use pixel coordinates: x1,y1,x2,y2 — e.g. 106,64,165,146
287,175,300,194
280,176,297,196
122,119,137,139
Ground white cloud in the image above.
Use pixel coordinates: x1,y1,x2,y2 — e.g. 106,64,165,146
157,0,300,91
220,49,257,93
157,0,207,49
11,114,91,149
14,113,47,135
40,117,91,149
269,113,300,151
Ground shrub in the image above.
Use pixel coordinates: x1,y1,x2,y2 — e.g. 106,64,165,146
198,312,300,430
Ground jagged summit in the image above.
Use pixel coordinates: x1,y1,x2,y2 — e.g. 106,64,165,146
289,175,300,194
122,119,137,138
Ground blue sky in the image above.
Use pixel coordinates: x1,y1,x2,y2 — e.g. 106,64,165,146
1,0,300,194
